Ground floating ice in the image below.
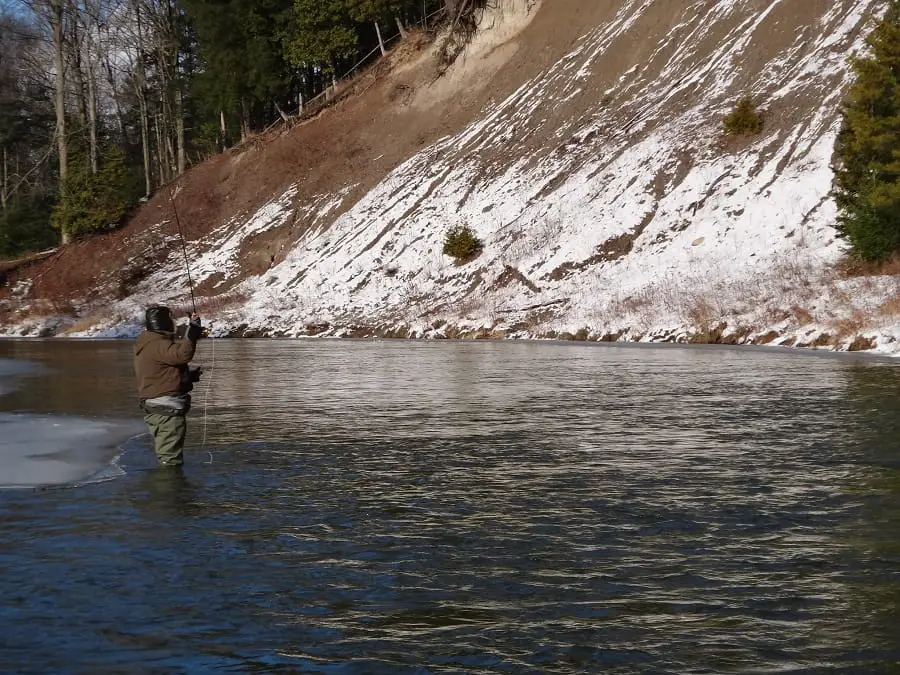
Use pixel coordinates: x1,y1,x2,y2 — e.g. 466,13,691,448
0,358,145,488
0,413,145,489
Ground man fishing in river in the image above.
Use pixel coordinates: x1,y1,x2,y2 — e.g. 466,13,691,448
134,306,203,467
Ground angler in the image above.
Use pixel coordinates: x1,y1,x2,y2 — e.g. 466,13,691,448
134,306,203,467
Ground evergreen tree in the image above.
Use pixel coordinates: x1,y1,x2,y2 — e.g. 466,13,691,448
284,0,358,74
722,96,763,136
0,198,56,258
181,0,295,137
0,0,442,258
346,0,408,29
347,0,409,54
50,147,138,238
834,1,900,260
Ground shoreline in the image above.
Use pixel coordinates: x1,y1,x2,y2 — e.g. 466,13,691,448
2,323,897,362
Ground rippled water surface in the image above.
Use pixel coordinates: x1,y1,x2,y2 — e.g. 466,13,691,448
2,339,900,673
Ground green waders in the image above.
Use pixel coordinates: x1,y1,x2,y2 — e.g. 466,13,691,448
144,413,187,466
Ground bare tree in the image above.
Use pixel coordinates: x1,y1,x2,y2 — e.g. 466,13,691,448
51,0,67,209
14,0,74,242
99,16,126,138
136,0,186,184
131,0,152,195
0,9,56,212
27,0,72,242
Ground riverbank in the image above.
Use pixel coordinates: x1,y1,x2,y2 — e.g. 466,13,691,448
4,248,899,357
2,306,898,358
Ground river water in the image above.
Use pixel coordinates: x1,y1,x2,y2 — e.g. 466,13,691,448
1,339,899,673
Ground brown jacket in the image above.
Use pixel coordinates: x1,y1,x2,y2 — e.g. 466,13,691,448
134,330,197,400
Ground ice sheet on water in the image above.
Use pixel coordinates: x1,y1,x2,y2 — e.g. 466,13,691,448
1,358,146,488
0,413,145,488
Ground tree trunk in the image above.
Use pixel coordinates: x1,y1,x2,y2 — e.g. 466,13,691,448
299,66,313,111
375,21,386,56
220,109,227,151
329,62,338,100
175,84,186,174
51,0,69,244
1,146,7,212
155,11,178,180
165,125,176,178
274,101,290,123
156,47,171,179
240,98,250,144
134,0,152,196
139,93,151,195
154,117,166,185
104,50,126,140
161,83,175,177
86,54,99,174
68,16,89,132
395,16,408,40
102,21,127,141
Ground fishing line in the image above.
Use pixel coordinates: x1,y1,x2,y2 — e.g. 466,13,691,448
201,324,216,464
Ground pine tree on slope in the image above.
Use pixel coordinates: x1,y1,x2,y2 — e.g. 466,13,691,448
834,1,900,261
284,0,358,75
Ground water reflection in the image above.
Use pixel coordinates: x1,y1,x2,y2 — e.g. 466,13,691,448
0,339,137,417
1,340,899,672
131,468,198,519
837,363,900,666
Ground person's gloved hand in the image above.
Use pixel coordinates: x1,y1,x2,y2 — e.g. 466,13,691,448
189,366,203,382
186,313,202,343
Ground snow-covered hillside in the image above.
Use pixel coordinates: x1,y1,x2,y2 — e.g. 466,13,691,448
7,0,900,353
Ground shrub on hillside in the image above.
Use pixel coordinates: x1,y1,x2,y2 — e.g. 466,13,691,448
834,0,900,261
50,147,138,239
0,197,55,258
723,96,763,136
443,223,483,262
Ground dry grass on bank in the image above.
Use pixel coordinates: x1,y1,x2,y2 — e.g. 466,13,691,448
567,253,900,347
834,253,900,279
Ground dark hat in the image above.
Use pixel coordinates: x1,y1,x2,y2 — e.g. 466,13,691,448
145,305,175,333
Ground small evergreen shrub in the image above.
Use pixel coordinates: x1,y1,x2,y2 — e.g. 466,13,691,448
442,223,483,262
50,147,138,239
723,96,764,136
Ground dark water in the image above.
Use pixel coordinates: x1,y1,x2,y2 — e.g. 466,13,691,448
2,339,900,674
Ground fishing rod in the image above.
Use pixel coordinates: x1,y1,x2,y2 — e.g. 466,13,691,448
167,184,214,461
167,185,198,316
